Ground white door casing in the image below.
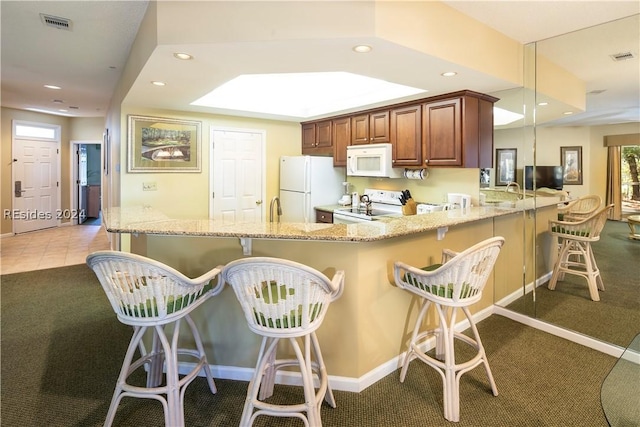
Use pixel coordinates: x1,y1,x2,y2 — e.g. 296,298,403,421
11,121,61,234
210,128,265,223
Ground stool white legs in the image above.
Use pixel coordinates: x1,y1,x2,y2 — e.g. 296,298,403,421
548,238,604,301
399,301,498,423
241,333,336,427
104,315,216,427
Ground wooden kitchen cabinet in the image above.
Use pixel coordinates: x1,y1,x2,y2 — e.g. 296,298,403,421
332,117,350,167
301,120,332,155
390,104,422,166
301,90,497,168
351,110,389,145
422,92,497,168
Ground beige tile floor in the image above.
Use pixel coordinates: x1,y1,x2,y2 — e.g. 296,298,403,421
0,224,111,275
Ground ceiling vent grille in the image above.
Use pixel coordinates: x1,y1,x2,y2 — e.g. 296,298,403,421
609,52,635,61
40,14,72,31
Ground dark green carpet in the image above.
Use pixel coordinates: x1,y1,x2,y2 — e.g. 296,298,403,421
507,220,640,347
2,264,617,426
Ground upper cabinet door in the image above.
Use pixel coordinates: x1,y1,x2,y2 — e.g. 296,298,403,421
351,114,370,145
301,123,317,151
390,105,422,166
332,117,350,167
369,110,390,143
422,98,462,166
315,121,332,149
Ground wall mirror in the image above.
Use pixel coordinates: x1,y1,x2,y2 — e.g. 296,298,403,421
493,15,640,349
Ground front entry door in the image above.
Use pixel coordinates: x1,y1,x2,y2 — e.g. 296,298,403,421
12,134,60,233
210,129,265,223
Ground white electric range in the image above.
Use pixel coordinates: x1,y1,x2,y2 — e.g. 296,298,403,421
332,189,404,224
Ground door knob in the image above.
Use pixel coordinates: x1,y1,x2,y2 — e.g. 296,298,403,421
255,200,263,205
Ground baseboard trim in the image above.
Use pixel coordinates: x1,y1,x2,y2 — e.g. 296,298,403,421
494,272,553,307
493,306,624,358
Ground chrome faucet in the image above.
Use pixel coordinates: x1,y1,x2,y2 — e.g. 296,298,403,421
505,181,522,199
269,196,282,223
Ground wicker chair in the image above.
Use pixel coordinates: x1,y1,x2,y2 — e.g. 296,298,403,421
86,251,224,427
221,257,344,427
558,195,602,221
393,236,505,423
548,204,613,301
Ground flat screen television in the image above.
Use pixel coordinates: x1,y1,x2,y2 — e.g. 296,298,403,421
524,166,564,190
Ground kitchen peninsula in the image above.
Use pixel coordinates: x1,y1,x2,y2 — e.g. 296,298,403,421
102,199,560,391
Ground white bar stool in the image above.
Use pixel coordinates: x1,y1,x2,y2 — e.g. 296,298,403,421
548,204,614,301
86,251,224,426
221,257,344,427
393,237,505,422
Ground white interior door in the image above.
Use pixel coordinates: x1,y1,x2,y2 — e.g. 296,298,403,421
12,122,61,233
210,129,265,223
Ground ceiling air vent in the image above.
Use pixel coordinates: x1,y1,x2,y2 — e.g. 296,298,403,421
609,51,635,62
40,14,72,31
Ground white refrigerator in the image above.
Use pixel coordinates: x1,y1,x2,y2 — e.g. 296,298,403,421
279,156,344,223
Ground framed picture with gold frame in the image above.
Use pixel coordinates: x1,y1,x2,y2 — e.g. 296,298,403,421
127,115,201,173
495,148,517,186
561,146,583,185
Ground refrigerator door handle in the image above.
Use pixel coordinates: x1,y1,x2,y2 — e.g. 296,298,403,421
304,193,311,223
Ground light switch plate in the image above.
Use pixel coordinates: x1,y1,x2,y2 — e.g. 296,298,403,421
142,182,157,191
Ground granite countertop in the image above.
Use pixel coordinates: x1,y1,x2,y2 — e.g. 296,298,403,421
102,200,558,242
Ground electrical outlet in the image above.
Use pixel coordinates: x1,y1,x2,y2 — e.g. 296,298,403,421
142,182,157,191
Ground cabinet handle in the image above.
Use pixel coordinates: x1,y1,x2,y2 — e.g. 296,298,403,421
425,159,429,164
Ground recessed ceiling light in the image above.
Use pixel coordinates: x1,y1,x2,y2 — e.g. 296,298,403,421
352,45,372,53
441,72,457,77
538,102,548,106
151,81,166,86
52,99,64,104
192,72,426,118
44,84,61,90
563,111,573,115
174,52,193,60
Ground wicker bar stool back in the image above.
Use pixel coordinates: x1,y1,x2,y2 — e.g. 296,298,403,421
558,194,602,221
221,257,344,427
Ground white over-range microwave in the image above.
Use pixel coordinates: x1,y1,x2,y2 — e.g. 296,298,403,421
346,143,404,178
